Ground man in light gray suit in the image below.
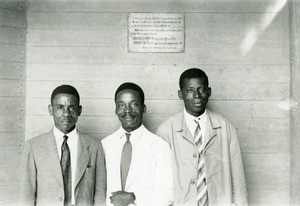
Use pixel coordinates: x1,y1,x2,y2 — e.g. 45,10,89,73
19,85,106,206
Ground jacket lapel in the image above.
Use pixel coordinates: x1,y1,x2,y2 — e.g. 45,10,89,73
74,133,92,189
176,109,221,149
177,111,196,145
203,110,220,149
40,131,64,187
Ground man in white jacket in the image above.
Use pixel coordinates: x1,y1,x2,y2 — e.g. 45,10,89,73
101,82,173,206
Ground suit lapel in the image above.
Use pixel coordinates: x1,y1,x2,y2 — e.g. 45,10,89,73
74,133,91,189
40,131,64,187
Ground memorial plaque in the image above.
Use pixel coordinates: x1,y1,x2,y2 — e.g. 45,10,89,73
128,13,184,53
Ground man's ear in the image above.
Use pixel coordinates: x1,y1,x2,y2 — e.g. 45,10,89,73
78,105,82,116
143,105,147,114
208,87,212,97
48,104,53,116
178,90,183,99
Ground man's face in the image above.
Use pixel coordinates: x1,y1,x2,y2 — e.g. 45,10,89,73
115,89,146,132
178,78,211,117
48,93,82,134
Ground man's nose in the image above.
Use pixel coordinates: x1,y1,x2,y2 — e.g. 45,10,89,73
62,107,71,116
193,90,201,98
124,104,132,112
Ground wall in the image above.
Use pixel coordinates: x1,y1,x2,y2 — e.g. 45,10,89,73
290,0,300,205
24,0,290,205
0,0,26,205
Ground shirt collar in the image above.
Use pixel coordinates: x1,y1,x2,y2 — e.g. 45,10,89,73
118,124,145,140
53,126,78,141
184,108,208,124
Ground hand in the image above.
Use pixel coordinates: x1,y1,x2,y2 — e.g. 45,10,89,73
110,190,136,206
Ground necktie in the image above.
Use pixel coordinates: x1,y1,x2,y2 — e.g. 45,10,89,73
194,119,208,206
120,133,132,191
61,135,72,206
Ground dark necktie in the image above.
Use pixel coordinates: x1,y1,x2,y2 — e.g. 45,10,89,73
61,135,72,206
120,133,132,191
194,119,208,206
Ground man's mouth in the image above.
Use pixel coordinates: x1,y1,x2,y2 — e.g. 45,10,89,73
61,119,72,124
123,114,135,120
193,101,204,107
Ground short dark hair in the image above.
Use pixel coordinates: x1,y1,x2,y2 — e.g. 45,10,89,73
179,68,209,90
51,85,80,105
114,82,145,105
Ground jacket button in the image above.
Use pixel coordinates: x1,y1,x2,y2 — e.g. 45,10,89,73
193,153,198,158
191,179,196,184
59,197,63,201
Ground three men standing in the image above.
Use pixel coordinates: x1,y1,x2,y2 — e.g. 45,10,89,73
19,68,248,206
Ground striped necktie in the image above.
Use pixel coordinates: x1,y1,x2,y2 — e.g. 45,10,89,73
61,135,72,206
120,133,132,191
194,118,208,206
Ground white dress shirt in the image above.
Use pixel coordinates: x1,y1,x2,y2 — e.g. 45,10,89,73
53,127,78,205
184,108,208,140
102,124,173,206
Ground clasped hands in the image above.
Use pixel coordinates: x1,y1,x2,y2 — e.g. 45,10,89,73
110,190,136,206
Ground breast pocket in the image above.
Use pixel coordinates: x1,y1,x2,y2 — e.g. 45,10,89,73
84,165,94,175
80,166,95,187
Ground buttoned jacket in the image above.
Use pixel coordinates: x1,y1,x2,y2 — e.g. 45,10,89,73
156,109,248,206
19,130,107,206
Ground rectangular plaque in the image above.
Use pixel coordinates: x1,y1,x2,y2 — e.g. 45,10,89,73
128,13,184,53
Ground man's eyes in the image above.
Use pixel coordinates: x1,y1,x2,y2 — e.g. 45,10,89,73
186,88,194,93
186,87,207,93
117,102,140,108
55,105,64,110
68,106,77,111
54,105,78,111
131,102,139,107
117,103,125,108
199,87,208,93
